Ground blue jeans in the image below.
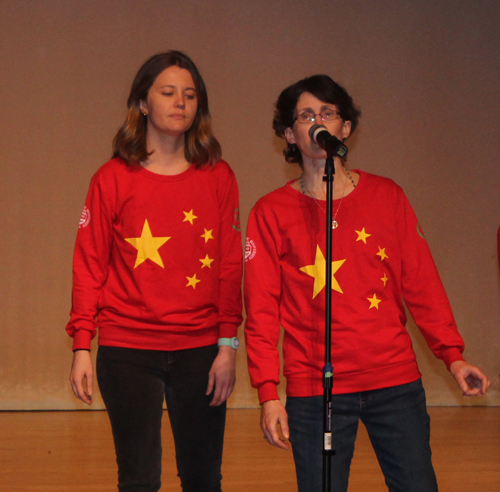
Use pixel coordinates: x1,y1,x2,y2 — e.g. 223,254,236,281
286,379,438,492
97,344,225,492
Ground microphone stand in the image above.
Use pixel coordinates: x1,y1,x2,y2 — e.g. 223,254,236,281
307,124,348,491
322,153,335,492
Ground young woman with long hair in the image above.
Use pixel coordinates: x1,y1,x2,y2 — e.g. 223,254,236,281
67,51,242,492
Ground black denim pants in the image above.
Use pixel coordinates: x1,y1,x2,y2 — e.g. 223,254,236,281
97,344,225,492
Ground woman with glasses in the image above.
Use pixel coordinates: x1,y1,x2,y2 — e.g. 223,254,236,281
244,74,489,492
66,51,242,492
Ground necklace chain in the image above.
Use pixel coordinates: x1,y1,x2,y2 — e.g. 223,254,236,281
299,169,356,230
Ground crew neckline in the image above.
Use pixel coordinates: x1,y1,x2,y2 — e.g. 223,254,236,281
286,169,364,203
136,163,197,182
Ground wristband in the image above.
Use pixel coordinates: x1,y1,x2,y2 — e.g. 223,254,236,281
217,337,240,350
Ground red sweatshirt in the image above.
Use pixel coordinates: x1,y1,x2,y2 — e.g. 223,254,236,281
244,171,465,404
66,158,243,351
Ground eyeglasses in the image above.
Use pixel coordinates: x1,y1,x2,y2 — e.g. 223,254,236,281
294,109,341,124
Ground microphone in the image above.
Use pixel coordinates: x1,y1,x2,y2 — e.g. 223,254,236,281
309,124,348,158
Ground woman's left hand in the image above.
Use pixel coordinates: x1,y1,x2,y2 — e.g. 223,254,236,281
450,360,490,396
206,345,237,406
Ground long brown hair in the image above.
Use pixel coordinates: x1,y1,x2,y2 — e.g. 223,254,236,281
112,51,221,166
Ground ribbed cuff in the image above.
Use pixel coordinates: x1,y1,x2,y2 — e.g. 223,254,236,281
218,322,238,339
72,330,92,351
258,382,280,404
441,347,465,370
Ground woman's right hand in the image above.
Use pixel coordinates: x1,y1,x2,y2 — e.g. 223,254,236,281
69,350,94,405
261,399,290,450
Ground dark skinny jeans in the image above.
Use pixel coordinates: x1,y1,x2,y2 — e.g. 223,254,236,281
97,344,225,492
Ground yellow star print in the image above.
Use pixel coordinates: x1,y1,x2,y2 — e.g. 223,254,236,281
300,245,346,299
367,293,382,310
355,227,371,244
381,273,388,287
376,246,388,261
201,228,214,243
125,219,170,268
183,209,198,225
200,254,214,268
186,274,201,289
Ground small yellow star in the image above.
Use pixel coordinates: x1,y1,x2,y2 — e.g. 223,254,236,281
125,219,170,269
201,228,214,243
376,246,388,261
300,245,346,299
186,274,201,289
381,273,388,287
367,294,382,310
355,227,371,244
200,254,214,268
183,209,198,225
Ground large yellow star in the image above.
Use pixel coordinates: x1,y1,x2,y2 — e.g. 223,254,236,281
200,254,214,268
355,227,371,244
125,219,170,268
300,245,346,299
201,228,214,243
186,274,201,289
376,246,388,261
367,293,382,310
183,209,198,225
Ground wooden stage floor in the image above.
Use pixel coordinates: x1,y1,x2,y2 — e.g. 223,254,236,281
0,407,498,491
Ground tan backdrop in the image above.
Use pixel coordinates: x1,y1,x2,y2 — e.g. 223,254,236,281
1,0,499,410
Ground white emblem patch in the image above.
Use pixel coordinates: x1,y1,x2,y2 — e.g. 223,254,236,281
79,206,90,228
245,237,257,262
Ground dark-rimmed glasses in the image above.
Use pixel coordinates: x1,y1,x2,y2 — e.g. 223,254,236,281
294,109,341,124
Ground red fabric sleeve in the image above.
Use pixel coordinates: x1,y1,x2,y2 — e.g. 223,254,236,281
396,189,465,369
66,171,115,351
244,205,283,404
215,164,243,338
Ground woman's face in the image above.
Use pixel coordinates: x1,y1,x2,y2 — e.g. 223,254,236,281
140,65,198,138
284,92,351,163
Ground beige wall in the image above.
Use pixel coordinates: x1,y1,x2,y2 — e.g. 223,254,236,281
1,0,499,410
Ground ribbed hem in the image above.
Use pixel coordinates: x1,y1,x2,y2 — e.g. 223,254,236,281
97,325,219,351
285,361,422,397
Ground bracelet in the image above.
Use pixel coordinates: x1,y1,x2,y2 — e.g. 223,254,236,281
217,337,240,349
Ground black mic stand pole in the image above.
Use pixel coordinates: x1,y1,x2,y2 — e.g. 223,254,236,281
322,153,335,492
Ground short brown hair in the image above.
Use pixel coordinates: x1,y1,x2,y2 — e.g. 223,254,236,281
273,74,360,166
